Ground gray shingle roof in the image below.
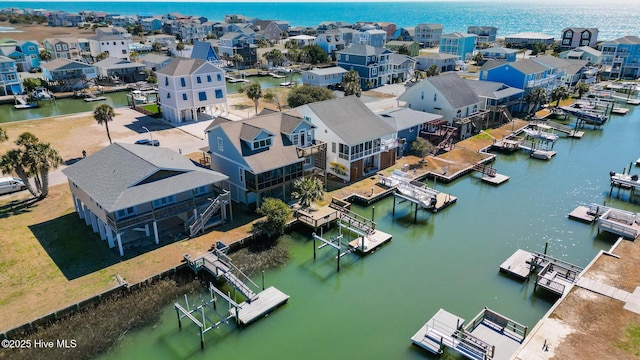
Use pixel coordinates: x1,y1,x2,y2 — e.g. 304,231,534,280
465,79,524,99
62,143,228,212
155,57,219,76
304,66,347,76
478,47,518,55
301,96,395,145
530,55,569,70
41,58,94,71
93,57,143,70
604,36,640,45
508,59,547,75
423,72,480,109
139,53,172,64
338,44,391,57
378,108,442,131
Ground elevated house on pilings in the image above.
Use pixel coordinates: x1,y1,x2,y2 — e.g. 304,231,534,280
62,143,231,256
41,58,97,92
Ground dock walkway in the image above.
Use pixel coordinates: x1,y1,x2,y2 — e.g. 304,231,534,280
529,119,584,138
229,286,290,326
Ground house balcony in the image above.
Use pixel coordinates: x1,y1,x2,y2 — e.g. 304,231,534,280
454,109,490,126
296,140,327,158
526,76,559,89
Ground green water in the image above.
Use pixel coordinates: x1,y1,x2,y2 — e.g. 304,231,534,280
101,103,639,360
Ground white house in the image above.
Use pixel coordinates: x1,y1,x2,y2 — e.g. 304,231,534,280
398,73,486,140
156,57,227,123
89,27,133,60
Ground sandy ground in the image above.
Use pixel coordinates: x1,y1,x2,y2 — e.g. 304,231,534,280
0,22,137,43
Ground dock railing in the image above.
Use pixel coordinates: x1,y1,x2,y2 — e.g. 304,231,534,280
212,247,260,297
468,307,528,343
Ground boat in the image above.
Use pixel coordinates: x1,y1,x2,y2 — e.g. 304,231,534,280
530,149,556,160
83,92,107,102
522,125,559,142
280,81,294,87
14,95,38,109
131,90,147,104
32,87,54,100
269,72,285,79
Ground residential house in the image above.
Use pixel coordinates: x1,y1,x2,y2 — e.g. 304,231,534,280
41,58,97,91
47,11,83,27
562,59,597,87
316,29,346,56
415,53,458,73
253,20,282,42
0,56,21,95
478,46,518,62
392,27,414,42
559,46,601,64
93,57,146,83
191,40,223,67
141,17,164,33
212,22,233,38
398,73,486,140
467,26,498,47
377,107,443,156
62,143,230,256
178,20,210,43
465,79,524,120
206,110,325,206
530,55,570,87
218,32,257,69
385,40,420,57
316,21,352,34
225,14,252,24
504,32,554,49
109,15,135,28
287,26,316,37
89,28,133,61
15,40,40,70
599,36,640,79
439,32,477,61
145,34,176,47
139,53,173,71
375,22,397,41
286,35,317,48
43,37,83,60
301,66,347,87
414,24,443,48
156,57,227,123
559,27,598,51
336,44,393,89
353,28,387,47
391,53,416,82
293,96,398,182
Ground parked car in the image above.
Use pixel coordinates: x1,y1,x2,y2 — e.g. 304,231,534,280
0,177,27,195
134,139,160,146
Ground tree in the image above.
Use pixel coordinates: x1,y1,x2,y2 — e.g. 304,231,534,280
254,197,292,237
292,177,324,208
287,84,335,108
263,89,284,111
397,45,410,55
151,41,162,52
146,75,157,84
129,51,139,61
342,69,361,97
411,137,434,163
301,44,328,64
96,51,109,61
263,49,285,67
232,53,244,75
39,49,52,62
472,52,484,65
426,65,439,77
93,104,115,144
574,82,590,99
132,24,143,36
245,82,262,114
524,87,548,116
0,127,7,143
23,78,41,92
176,42,185,56
551,85,569,107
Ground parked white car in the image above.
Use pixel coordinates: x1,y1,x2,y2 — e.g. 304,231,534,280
0,177,26,195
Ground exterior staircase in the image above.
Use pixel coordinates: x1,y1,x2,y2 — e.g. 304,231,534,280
187,191,229,237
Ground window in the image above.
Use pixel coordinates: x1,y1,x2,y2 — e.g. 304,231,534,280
338,143,349,160
6,74,16,81
253,138,272,150
116,207,136,220
215,89,223,98
122,49,126,54
239,168,244,183
153,195,176,209
62,44,68,50
165,77,169,86
332,142,336,153
182,93,188,100
180,78,186,87
217,74,222,81
121,41,124,45
198,91,207,101
167,93,171,99
197,76,201,83
345,55,349,61
421,91,424,100
193,186,208,196
434,93,437,102
113,42,116,45
55,44,61,51
217,137,223,151
207,75,212,82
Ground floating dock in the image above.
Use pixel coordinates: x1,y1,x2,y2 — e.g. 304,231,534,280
528,120,584,138
347,229,392,254
530,149,556,160
229,286,290,326
379,170,457,213
568,205,596,223
411,307,527,360
482,173,509,185
499,249,534,279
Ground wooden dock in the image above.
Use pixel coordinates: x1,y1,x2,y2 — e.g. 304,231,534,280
499,249,534,279
434,192,457,212
296,205,339,230
482,173,509,185
411,308,465,355
347,229,392,254
230,286,290,326
568,205,596,223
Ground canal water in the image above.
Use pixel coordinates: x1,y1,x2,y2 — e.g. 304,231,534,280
99,102,639,359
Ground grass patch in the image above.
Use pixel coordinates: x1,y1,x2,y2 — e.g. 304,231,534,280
140,103,159,113
615,322,640,356
475,132,493,140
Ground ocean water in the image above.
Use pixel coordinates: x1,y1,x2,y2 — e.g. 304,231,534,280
3,1,640,39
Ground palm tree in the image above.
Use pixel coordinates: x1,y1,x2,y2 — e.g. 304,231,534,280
292,177,325,208
342,69,361,97
263,49,285,67
245,82,262,114
524,87,548,116
574,82,590,99
39,49,52,62
0,149,37,198
232,54,244,75
426,65,439,77
176,42,185,56
93,104,116,144
96,51,110,61
551,85,569,107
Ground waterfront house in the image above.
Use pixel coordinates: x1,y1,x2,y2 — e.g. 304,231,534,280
392,27,414,42
252,20,283,42
205,110,325,206
439,32,477,61
478,46,518,62
480,59,559,94
43,37,83,61
139,53,173,71
62,143,230,256
558,46,601,64
377,107,443,156
41,58,97,91
503,32,554,49
141,17,164,33
301,66,347,87
559,27,598,51
156,57,227,123
316,29,346,56
398,73,486,140
336,44,393,89
6,40,40,71
145,34,176,48
414,23,443,48
353,28,387,47
218,32,257,69
599,36,640,79
177,20,210,44
530,55,571,87
47,11,83,27
415,53,458,73
467,26,498,47
562,59,596,87
374,22,397,41
89,28,133,61
190,40,223,67
109,15,135,28
465,79,524,119
385,40,420,57
293,96,398,182
286,35,317,48
0,56,21,95
391,53,416,82
93,57,146,84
